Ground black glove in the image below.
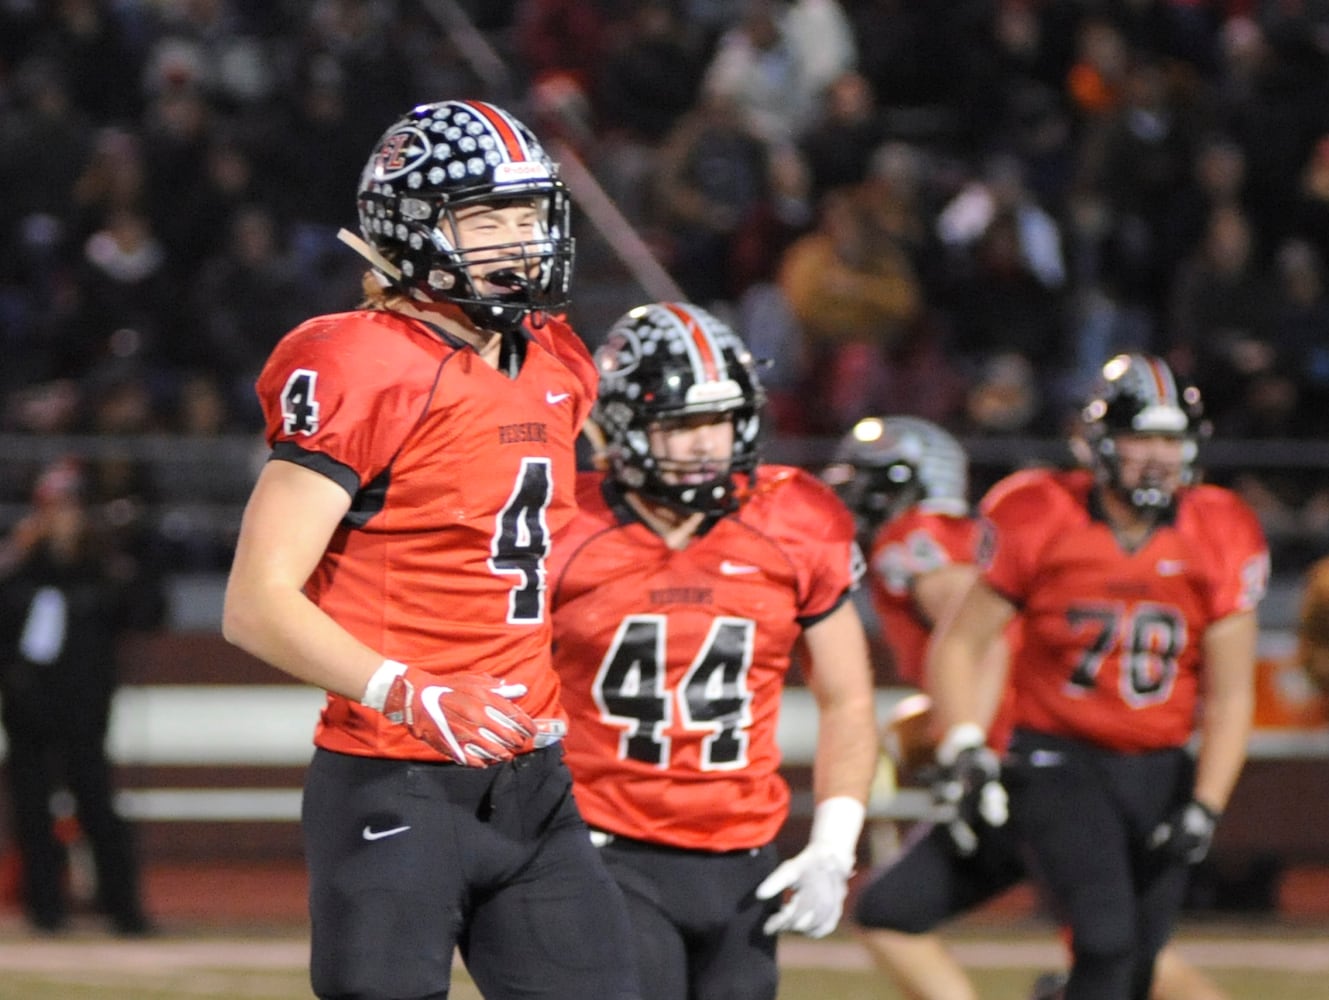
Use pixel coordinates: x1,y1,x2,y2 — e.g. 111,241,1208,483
1150,800,1220,865
931,723,1008,856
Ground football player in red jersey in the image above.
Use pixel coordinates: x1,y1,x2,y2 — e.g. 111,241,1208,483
1297,554,1329,696
837,416,1227,1000
828,416,1020,1000
221,100,639,1000
548,302,878,1000
928,354,1269,1000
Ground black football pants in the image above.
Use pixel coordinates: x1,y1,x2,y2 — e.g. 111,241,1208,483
303,746,640,1000
593,833,781,1000
1004,729,1195,1000
853,813,1027,934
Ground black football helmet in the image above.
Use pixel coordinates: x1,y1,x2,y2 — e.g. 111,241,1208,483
593,302,765,515
822,416,968,536
1078,353,1206,511
355,100,574,332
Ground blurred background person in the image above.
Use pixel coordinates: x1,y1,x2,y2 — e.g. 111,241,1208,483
0,456,164,935
777,185,923,433
928,354,1268,1000
829,415,1226,1000
1297,554,1329,698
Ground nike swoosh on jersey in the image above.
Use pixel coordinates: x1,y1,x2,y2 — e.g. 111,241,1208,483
546,391,571,404
719,561,759,575
1156,559,1186,576
362,824,411,841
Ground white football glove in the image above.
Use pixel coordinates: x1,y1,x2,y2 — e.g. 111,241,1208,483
756,796,864,938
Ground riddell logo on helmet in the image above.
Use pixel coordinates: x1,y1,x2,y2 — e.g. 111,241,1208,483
1130,403,1188,433
686,380,742,405
495,162,551,184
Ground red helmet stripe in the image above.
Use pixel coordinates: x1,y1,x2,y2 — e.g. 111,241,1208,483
664,303,720,383
465,101,528,161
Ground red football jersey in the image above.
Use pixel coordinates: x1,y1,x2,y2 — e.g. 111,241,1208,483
549,466,861,851
980,468,1269,752
866,507,1017,752
867,508,980,687
255,309,597,760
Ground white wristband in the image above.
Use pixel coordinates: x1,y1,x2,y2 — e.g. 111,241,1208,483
361,659,408,711
936,722,986,767
809,795,866,870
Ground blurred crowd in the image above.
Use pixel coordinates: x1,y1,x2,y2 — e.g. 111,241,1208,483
4,0,1329,545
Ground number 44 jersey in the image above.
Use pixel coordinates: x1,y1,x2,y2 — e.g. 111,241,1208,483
548,468,861,851
980,467,1269,753
255,308,597,760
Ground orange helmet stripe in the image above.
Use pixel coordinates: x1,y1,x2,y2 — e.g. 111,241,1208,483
1143,356,1177,406
465,101,528,161
663,302,720,382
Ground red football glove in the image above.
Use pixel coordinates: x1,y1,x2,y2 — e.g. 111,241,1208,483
362,660,537,766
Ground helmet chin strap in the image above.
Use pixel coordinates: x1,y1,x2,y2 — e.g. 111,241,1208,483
458,293,529,335
1125,483,1173,511
624,456,739,518
644,476,738,518
338,228,402,282
1105,465,1174,514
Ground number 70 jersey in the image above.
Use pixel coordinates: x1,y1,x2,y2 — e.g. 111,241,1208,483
548,468,861,851
980,468,1269,752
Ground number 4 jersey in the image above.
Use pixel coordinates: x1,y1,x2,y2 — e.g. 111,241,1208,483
255,308,597,760
549,468,861,851
980,468,1269,752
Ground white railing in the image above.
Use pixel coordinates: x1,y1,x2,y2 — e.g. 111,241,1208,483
6,684,1316,824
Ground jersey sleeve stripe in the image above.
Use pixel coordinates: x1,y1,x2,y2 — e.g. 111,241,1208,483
795,588,852,629
270,441,362,498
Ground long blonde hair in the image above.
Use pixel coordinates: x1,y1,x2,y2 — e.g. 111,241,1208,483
359,271,412,310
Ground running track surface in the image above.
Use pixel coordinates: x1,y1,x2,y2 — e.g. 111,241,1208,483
0,860,1324,973
132,860,1329,927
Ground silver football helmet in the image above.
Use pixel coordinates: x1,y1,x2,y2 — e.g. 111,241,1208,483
823,416,968,534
